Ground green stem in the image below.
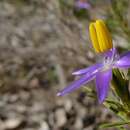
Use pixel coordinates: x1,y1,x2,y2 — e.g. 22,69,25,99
112,69,130,109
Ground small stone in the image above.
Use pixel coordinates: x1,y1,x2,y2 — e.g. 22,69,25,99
39,121,50,130
29,78,39,88
4,118,23,129
78,107,87,119
55,108,67,127
74,118,83,130
64,99,72,112
83,126,94,130
48,113,54,127
87,51,94,59
0,120,5,130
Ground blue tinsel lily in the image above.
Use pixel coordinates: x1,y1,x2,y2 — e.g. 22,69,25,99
75,0,91,9
57,20,130,103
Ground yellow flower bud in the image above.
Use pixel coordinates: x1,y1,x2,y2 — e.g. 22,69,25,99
89,19,113,53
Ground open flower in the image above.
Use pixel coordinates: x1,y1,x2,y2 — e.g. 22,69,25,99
75,0,91,9
57,19,130,103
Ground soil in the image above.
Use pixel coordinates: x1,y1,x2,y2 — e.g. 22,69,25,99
0,0,116,130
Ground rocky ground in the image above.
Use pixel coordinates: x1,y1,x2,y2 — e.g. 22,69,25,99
0,0,116,130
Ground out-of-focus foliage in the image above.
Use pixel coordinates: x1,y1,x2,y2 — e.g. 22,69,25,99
106,0,130,43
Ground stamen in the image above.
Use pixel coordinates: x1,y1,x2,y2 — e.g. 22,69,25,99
89,19,113,53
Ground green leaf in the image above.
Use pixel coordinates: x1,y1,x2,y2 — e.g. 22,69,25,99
100,121,130,129
118,127,127,130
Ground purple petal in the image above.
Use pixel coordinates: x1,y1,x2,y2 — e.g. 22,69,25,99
72,63,102,75
114,51,130,68
120,51,130,58
75,1,91,9
102,48,117,58
95,69,112,103
57,72,97,96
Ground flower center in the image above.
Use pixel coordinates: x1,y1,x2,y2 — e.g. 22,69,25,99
102,49,119,71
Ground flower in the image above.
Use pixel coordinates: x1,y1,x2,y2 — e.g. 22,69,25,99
75,0,91,9
57,19,130,103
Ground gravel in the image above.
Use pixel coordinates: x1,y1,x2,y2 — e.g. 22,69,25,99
0,0,116,130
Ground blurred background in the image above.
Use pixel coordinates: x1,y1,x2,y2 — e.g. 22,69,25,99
0,0,130,130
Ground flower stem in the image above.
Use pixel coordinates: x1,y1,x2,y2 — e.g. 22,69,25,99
112,69,130,109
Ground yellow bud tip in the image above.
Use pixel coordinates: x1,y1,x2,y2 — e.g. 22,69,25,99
89,19,113,53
